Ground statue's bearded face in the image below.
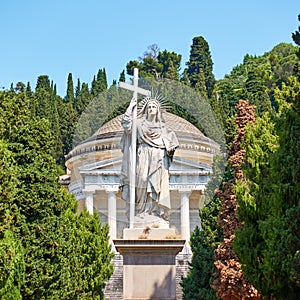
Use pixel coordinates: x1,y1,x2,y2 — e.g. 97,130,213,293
147,101,159,117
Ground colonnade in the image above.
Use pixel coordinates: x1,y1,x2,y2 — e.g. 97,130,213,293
84,189,192,244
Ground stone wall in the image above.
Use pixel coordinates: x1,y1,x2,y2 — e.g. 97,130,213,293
104,252,191,300
104,254,123,299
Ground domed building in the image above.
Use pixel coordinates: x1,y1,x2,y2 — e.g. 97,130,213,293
65,111,220,243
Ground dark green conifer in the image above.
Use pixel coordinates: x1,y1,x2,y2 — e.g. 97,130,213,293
186,36,215,98
74,82,91,115
36,75,51,92
34,75,52,119
119,70,126,82
157,50,182,80
75,78,81,97
65,72,74,103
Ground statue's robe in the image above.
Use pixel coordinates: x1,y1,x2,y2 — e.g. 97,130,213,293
120,110,178,220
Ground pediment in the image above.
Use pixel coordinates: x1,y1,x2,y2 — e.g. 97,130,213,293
79,156,211,176
79,157,122,174
170,157,211,175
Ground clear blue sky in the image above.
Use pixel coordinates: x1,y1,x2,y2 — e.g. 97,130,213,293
1,0,299,96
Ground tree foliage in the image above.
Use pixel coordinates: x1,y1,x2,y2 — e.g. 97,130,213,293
186,36,215,98
0,90,113,299
234,78,300,299
212,100,261,299
126,44,182,80
0,228,25,300
211,42,298,148
181,153,227,299
181,193,222,300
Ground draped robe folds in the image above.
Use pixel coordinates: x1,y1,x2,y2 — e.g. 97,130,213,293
120,107,179,221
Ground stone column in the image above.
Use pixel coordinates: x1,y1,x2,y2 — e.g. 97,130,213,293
85,192,94,214
107,190,117,242
179,191,190,241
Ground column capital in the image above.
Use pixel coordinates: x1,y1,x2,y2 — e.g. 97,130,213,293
178,189,192,197
82,189,96,195
105,188,119,194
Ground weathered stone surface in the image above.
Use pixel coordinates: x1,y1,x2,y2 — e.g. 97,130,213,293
113,238,185,300
104,251,191,300
104,254,123,300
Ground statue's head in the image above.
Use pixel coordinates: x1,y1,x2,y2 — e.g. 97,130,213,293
138,95,166,123
147,99,160,118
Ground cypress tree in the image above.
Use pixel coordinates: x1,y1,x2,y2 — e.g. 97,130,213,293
100,68,108,91
186,36,215,98
180,69,190,86
50,91,63,165
74,82,91,115
119,70,126,82
244,70,272,114
25,82,32,97
53,83,57,96
194,68,208,99
75,78,81,97
91,69,108,97
58,98,78,158
91,75,97,96
65,72,75,103
34,75,52,119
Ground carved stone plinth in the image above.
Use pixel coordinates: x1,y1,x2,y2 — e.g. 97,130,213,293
114,237,185,300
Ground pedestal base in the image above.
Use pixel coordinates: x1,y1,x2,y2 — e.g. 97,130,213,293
114,235,185,300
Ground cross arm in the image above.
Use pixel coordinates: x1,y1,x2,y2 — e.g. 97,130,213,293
119,81,151,97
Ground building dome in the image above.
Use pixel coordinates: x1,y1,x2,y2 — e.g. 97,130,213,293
91,112,205,139
66,112,218,160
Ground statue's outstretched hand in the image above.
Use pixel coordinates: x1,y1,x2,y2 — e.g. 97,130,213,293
129,97,137,109
125,97,137,116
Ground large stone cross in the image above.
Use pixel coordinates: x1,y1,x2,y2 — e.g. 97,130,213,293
119,68,151,228
119,68,151,100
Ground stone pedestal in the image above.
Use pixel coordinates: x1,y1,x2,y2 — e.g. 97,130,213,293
114,232,185,300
